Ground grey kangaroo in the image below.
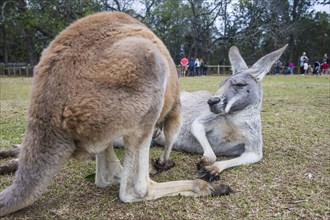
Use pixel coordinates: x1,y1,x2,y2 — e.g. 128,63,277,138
0,12,230,217
153,45,288,180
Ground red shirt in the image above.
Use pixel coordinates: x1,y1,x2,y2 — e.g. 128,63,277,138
321,62,329,70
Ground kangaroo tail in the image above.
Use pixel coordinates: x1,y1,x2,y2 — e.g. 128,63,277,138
0,125,75,216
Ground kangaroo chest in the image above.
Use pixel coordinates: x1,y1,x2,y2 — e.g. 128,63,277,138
206,117,244,142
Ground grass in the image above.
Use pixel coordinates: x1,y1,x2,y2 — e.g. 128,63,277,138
0,75,329,219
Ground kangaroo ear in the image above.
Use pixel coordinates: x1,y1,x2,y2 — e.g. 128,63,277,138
229,46,248,75
250,44,288,81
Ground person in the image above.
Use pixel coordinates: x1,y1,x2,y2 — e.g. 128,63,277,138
322,53,329,64
320,61,329,74
300,52,309,75
303,61,309,75
289,62,294,75
188,57,195,76
313,61,321,75
200,59,208,75
195,58,200,76
275,60,282,75
180,57,189,77
284,63,290,74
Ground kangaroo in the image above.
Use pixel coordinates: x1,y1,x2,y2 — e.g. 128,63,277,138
0,46,287,178
0,46,287,177
152,45,288,181
0,12,231,217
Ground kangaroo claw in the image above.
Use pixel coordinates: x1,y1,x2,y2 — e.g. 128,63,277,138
196,161,220,182
151,158,175,175
211,183,233,196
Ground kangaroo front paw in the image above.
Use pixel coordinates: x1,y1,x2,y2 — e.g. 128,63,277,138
197,155,216,167
197,162,221,182
196,157,214,170
150,158,175,175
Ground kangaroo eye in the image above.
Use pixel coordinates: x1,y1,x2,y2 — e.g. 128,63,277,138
234,83,247,87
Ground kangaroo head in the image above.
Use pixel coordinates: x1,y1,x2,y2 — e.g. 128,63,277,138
208,45,287,115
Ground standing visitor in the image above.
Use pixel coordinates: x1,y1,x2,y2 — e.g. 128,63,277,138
200,59,207,75
303,61,309,75
300,52,309,75
195,58,200,76
322,54,329,74
323,54,329,64
275,60,282,75
320,61,329,74
289,62,294,75
188,57,195,76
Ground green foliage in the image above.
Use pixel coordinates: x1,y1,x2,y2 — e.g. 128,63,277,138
0,0,329,66
151,0,190,62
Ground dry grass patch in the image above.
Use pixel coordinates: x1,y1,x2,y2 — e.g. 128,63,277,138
0,75,329,219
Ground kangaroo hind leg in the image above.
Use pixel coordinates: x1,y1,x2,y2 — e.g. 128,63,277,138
0,129,75,217
95,142,123,188
151,102,181,175
119,127,155,202
119,126,232,202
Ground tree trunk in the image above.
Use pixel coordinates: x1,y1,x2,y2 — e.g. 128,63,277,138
23,29,38,66
2,23,8,64
288,34,294,63
17,0,38,66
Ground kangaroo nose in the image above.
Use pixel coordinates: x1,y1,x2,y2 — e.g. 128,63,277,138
207,97,221,106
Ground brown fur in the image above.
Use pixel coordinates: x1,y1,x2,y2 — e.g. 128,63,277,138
0,12,227,217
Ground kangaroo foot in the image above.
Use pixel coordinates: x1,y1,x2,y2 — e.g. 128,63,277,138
197,161,220,182
210,183,233,196
0,148,20,159
150,158,175,175
0,159,18,175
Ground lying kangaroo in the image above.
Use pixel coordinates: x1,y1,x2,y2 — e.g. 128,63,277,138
0,12,230,217
153,45,287,180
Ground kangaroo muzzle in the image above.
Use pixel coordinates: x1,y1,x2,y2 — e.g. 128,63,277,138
208,97,227,114
207,97,221,106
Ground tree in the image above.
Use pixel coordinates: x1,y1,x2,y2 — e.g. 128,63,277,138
222,0,328,65
0,0,328,67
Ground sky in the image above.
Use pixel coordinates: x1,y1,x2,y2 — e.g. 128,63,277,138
313,3,330,14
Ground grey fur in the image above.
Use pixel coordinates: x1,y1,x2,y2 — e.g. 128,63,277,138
154,45,288,175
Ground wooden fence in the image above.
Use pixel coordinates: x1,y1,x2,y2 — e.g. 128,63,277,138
206,65,232,75
0,63,306,77
177,65,232,77
177,64,305,77
0,63,34,76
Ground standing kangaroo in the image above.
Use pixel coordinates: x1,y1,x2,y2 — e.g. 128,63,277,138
0,12,230,217
153,45,287,180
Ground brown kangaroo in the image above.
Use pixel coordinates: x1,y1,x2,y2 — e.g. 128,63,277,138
0,12,230,217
